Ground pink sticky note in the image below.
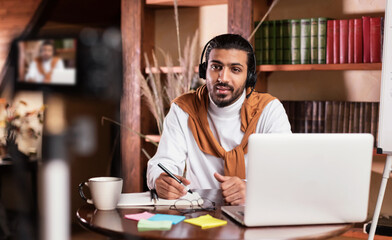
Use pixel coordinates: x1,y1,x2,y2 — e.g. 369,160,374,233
124,211,155,221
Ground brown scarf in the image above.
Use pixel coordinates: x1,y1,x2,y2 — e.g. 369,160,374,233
173,85,276,179
35,57,60,83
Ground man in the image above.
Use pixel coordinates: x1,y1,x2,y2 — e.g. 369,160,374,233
25,40,65,83
147,34,291,205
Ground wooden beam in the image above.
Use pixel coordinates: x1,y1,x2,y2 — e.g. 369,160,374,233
227,0,253,38
121,0,143,193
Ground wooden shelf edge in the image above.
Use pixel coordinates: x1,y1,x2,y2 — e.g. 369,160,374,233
257,63,382,71
145,63,382,74
146,0,227,7
145,66,199,74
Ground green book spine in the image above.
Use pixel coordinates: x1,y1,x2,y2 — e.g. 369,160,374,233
291,19,301,64
310,18,318,64
282,19,291,64
300,18,311,64
262,21,269,64
318,17,328,64
276,20,284,64
268,21,276,64
254,21,262,65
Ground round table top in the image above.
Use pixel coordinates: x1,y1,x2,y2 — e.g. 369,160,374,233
76,189,353,240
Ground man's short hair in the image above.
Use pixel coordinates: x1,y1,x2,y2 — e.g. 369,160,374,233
41,40,55,51
204,34,256,88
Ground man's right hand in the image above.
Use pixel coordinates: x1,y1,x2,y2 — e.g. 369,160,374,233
155,172,191,199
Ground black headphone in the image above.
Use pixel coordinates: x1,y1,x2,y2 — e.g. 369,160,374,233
198,35,257,90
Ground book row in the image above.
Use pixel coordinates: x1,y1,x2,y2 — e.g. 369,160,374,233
254,16,383,65
281,101,379,146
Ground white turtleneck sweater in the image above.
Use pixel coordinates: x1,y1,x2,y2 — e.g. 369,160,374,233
146,90,291,190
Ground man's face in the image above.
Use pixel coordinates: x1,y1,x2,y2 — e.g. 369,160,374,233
206,48,248,108
40,45,54,61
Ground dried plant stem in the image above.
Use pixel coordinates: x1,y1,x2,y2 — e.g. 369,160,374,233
173,0,181,62
101,116,159,147
248,0,280,41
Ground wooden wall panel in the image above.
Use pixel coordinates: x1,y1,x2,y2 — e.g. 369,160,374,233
121,0,143,193
0,0,41,75
227,0,253,38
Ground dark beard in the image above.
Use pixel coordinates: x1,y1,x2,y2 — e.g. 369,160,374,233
212,83,245,108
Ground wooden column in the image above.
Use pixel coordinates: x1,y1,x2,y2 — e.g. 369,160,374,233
121,0,143,193
227,0,253,38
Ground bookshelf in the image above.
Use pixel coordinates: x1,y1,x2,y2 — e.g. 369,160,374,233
258,63,382,71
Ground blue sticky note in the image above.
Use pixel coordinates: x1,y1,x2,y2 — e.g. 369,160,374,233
148,214,185,225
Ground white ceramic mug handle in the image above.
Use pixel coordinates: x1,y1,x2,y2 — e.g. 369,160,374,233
78,181,93,204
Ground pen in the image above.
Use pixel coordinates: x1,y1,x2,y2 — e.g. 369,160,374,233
158,163,193,194
150,189,159,204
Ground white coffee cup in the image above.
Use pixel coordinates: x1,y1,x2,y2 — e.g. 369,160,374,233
78,177,123,210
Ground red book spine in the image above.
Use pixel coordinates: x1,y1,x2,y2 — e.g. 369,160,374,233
333,20,340,64
362,16,371,63
354,18,363,63
370,17,381,63
326,20,334,64
348,19,354,63
339,19,348,63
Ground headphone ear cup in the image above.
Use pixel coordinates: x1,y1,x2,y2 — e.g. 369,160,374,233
246,71,257,88
198,62,207,79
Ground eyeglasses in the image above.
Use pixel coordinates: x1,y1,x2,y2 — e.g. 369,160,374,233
169,198,216,214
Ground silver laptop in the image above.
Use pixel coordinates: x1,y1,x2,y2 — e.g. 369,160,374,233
222,133,373,227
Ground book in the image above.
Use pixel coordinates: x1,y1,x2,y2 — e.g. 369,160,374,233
117,191,201,207
254,21,262,65
291,19,301,64
318,17,328,64
326,20,334,64
370,17,381,63
358,102,364,133
331,101,340,133
300,19,311,64
262,21,270,64
269,21,277,65
362,16,371,63
354,18,363,63
296,101,306,133
342,101,350,133
337,101,345,133
310,18,318,64
333,20,340,64
348,102,355,133
325,101,333,133
318,101,325,133
276,20,284,65
339,19,349,63
348,19,354,63
282,19,292,64
353,102,360,133
305,101,313,133
289,101,296,132
364,102,372,134
371,102,379,147
311,101,318,133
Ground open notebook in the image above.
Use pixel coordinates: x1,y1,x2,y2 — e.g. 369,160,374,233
117,191,201,208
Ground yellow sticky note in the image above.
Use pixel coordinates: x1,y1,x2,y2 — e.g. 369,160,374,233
184,214,227,229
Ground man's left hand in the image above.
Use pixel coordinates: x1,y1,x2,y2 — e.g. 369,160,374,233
214,172,246,205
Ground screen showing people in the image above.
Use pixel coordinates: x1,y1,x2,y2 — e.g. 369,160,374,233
18,38,76,85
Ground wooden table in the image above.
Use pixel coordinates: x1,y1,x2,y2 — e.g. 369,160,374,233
76,189,353,240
